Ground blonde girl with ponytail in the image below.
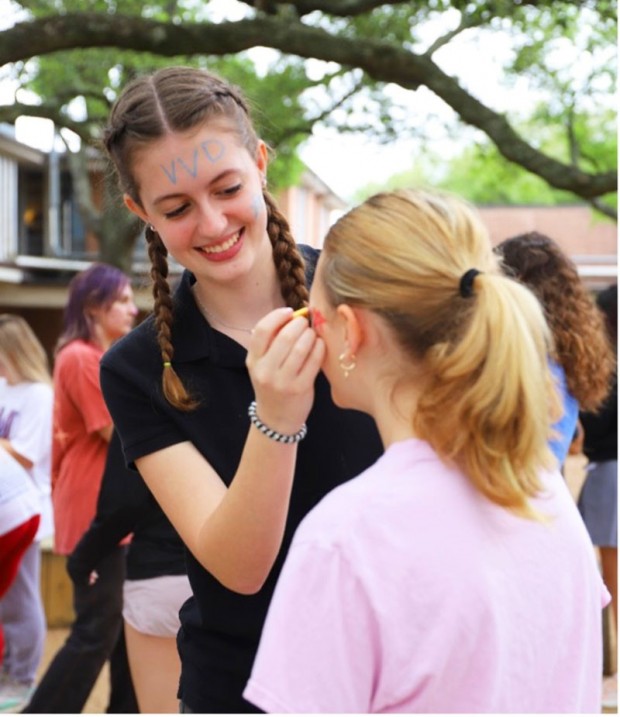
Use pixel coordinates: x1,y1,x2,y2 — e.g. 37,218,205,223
246,188,609,714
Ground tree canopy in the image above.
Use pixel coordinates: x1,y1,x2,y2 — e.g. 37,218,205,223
0,0,616,268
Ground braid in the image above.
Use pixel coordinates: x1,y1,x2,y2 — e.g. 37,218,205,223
264,191,309,309
146,226,198,411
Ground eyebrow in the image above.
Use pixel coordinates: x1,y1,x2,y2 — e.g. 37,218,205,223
152,169,240,206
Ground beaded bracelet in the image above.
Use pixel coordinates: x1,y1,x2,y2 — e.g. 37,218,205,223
248,401,307,444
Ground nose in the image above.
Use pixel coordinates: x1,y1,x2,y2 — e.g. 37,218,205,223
126,294,139,317
196,199,227,237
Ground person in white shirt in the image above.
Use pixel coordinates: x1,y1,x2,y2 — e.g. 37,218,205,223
0,315,53,711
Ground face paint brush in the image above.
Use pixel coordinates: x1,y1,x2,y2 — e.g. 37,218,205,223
291,307,309,320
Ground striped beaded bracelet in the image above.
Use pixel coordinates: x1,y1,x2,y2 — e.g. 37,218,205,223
248,401,307,444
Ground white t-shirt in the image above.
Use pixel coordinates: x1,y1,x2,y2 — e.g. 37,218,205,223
0,448,40,535
245,438,609,713
0,378,53,540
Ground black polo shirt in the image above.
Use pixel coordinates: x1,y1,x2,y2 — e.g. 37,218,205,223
100,249,383,712
68,430,186,584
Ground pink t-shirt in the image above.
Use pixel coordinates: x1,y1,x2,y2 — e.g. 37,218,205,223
52,340,111,555
245,438,609,713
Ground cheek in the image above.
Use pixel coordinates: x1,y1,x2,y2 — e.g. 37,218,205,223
246,194,268,233
311,308,327,336
110,308,126,326
158,221,193,252
250,193,264,220
320,336,341,387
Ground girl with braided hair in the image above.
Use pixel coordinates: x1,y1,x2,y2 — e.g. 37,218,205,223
100,65,382,713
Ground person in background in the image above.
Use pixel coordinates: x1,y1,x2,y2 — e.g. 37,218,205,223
0,316,53,712
495,232,614,468
67,430,191,714
0,451,41,713
100,65,383,712
578,283,617,710
23,264,139,714
245,188,609,713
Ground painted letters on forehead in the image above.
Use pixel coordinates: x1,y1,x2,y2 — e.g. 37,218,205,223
160,139,226,184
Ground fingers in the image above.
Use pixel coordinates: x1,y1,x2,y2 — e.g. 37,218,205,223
246,308,324,429
250,307,302,355
249,308,316,374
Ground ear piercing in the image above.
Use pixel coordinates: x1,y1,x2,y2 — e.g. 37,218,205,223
338,352,357,378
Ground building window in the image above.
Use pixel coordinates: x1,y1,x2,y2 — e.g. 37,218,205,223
18,167,45,256
60,170,85,255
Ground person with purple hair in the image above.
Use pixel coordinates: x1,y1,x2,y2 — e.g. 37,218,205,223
23,263,139,714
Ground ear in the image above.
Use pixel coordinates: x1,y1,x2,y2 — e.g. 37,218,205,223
123,194,148,224
335,304,365,355
256,140,269,176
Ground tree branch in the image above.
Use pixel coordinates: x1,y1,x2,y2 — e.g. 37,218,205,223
587,198,617,221
0,12,615,199
424,13,484,56
0,102,95,142
239,0,597,17
60,141,102,234
277,76,367,141
239,0,411,17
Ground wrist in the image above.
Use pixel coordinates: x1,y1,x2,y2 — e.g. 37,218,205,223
248,401,307,444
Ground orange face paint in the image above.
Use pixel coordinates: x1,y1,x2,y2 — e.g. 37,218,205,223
290,306,326,335
310,307,326,334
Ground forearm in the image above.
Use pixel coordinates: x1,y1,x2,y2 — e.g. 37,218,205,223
0,439,33,470
198,429,298,594
135,307,322,594
138,431,299,595
68,512,133,582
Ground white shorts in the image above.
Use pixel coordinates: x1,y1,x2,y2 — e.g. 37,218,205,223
123,574,193,638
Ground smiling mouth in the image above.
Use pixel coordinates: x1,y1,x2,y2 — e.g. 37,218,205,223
199,230,242,255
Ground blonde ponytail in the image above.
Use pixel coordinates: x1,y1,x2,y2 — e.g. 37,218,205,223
414,273,561,518
321,188,562,518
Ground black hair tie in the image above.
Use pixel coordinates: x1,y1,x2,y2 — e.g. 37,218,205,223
459,268,481,298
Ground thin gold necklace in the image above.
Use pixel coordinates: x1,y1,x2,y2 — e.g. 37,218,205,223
192,286,254,334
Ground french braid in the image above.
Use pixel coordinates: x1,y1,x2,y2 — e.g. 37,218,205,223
264,191,309,309
146,226,198,410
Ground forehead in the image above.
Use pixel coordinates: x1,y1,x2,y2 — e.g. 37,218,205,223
116,283,133,297
131,124,250,193
104,283,131,305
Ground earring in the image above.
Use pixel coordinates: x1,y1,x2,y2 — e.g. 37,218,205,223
148,224,156,233
338,351,357,379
